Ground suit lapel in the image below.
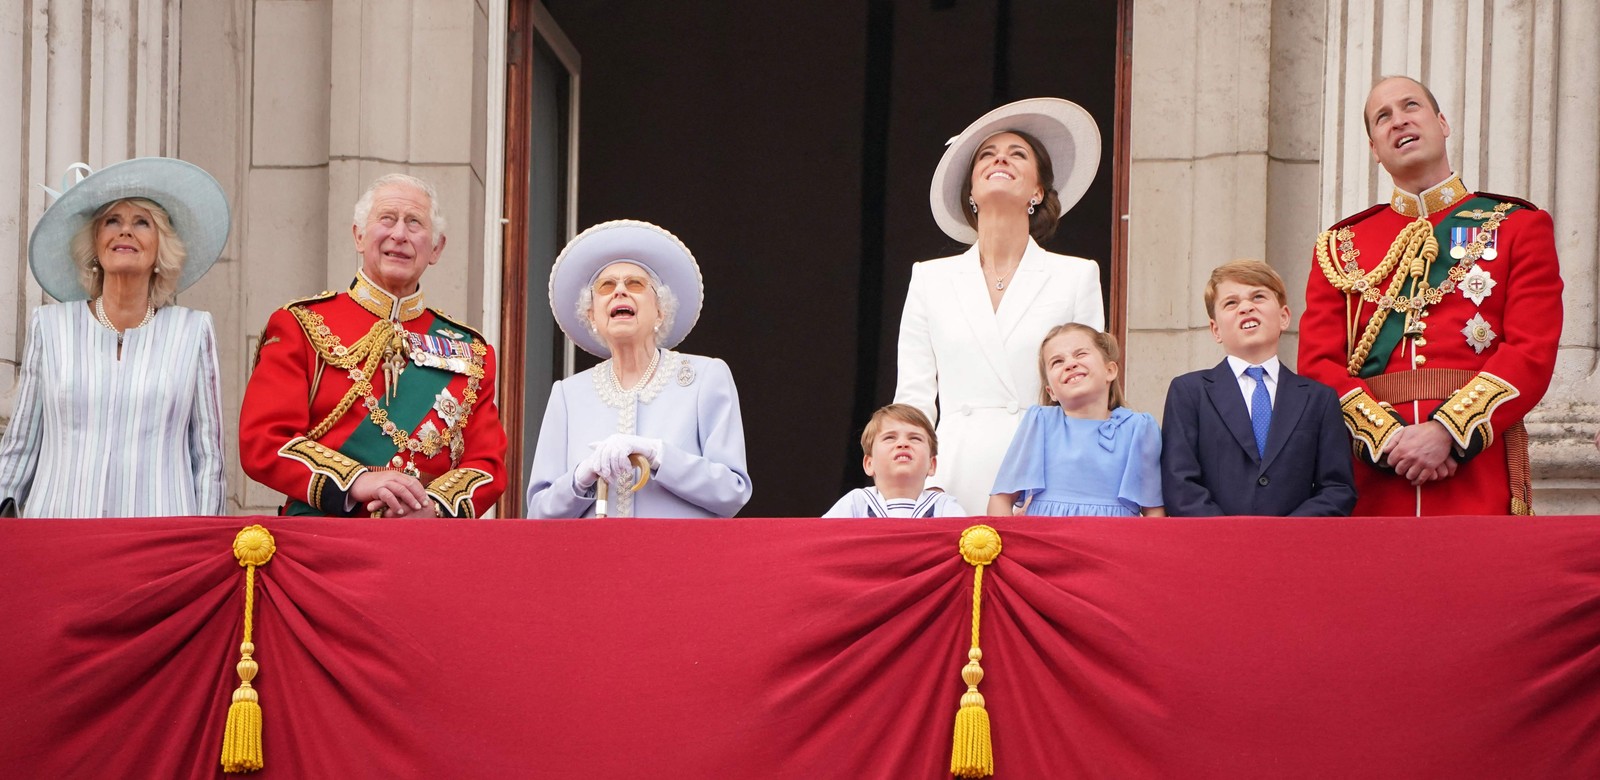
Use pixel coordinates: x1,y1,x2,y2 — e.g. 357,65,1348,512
948,246,1021,400
1261,366,1310,469
1203,360,1260,461
994,238,1049,343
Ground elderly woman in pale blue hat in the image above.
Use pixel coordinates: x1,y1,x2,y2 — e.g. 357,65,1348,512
0,157,229,517
525,220,752,518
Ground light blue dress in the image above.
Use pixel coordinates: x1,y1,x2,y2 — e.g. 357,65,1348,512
990,406,1163,517
525,349,753,518
0,302,226,517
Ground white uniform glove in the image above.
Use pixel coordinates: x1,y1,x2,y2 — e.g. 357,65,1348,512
593,434,664,483
574,447,605,491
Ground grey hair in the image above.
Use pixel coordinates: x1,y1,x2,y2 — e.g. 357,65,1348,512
577,264,679,347
70,197,186,306
352,173,448,241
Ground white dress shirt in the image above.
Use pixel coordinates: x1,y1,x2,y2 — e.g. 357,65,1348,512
1225,354,1281,416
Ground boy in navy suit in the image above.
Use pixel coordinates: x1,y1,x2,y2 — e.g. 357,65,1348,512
1161,260,1356,516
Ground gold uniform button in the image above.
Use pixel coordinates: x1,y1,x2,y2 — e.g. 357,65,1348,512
1415,355,1427,366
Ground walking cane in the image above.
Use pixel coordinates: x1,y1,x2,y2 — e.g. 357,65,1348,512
595,453,652,518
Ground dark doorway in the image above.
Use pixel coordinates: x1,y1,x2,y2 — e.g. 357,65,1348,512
533,0,1127,517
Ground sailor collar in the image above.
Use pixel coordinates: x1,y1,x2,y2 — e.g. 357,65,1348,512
351,270,426,321
1389,173,1469,218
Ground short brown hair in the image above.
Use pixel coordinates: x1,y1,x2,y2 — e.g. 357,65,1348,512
1036,322,1126,410
860,403,938,457
959,129,1063,242
1363,75,1442,138
1203,259,1287,319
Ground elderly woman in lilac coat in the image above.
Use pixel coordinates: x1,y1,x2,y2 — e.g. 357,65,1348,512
525,220,752,518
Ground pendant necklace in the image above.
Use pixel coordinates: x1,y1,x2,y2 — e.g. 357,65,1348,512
986,261,1018,290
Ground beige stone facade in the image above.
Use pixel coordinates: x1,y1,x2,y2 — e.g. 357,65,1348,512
3,0,1596,514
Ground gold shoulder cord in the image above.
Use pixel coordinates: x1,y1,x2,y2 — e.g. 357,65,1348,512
1315,202,1514,376
287,306,403,440
1315,219,1434,375
287,305,487,468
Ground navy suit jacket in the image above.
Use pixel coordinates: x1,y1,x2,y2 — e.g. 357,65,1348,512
1161,360,1356,517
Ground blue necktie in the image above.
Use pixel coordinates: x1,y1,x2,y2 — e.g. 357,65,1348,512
1244,366,1271,458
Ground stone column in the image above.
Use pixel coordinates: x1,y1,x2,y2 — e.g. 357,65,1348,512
1126,0,1326,414
1319,0,1600,512
0,0,182,403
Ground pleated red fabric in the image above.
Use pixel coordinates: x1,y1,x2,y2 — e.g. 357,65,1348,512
1,515,1597,778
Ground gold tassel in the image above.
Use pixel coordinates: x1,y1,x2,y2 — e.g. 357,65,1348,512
221,525,276,773
951,525,1002,778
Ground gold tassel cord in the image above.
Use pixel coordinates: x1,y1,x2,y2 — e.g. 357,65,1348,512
221,525,276,773
951,525,1002,779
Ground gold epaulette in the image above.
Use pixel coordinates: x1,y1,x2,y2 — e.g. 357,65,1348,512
1340,388,1404,462
280,290,338,311
1432,372,1518,451
427,468,494,517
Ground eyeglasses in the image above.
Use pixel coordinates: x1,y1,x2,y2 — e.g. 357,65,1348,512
593,275,650,296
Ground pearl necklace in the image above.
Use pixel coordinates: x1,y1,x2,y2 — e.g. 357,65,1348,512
606,348,661,395
93,296,155,345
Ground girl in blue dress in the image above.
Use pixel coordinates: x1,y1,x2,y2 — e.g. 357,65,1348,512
987,323,1164,517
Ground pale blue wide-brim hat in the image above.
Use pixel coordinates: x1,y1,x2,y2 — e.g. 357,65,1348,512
548,220,705,359
929,97,1101,244
28,157,231,301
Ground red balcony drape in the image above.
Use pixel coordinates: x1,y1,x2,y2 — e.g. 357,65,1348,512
2,515,1597,778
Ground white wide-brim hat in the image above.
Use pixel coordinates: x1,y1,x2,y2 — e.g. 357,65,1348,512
549,220,705,359
929,97,1101,244
28,157,230,302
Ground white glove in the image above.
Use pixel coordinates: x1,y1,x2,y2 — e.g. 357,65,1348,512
574,446,605,490
593,434,663,483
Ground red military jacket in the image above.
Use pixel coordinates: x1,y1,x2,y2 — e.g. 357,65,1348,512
1298,174,1563,515
241,273,507,517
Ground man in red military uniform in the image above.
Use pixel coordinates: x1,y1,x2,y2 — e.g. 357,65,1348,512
1298,76,1563,516
242,174,507,517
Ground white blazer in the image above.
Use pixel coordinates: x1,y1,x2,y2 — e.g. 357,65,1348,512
894,237,1104,514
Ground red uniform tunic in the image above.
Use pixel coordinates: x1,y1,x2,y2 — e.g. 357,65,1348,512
241,274,507,517
1298,175,1562,516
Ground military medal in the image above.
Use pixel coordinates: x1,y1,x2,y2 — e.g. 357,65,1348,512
407,332,474,375
1461,313,1497,354
1481,231,1498,261
1449,227,1469,260
1459,266,1495,306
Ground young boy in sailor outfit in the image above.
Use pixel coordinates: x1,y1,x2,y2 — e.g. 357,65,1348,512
823,404,968,518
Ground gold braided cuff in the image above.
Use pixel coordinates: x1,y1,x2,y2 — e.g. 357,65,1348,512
1340,389,1404,463
279,436,367,491
1431,371,1518,453
427,468,494,518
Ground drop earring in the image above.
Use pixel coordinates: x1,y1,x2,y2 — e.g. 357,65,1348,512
1027,197,1039,216
969,198,978,214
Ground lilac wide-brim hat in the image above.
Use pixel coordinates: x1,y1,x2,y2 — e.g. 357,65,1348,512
929,97,1101,244
548,220,705,359
28,157,230,301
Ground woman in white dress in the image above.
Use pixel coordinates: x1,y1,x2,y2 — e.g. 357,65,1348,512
895,98,1107,514
0,158,228,517
525,220,752,518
